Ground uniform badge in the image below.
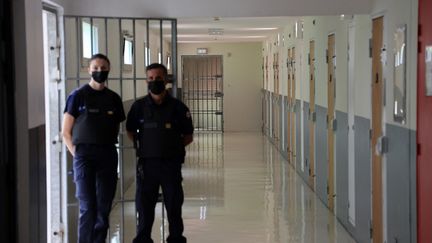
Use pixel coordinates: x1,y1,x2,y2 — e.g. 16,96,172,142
107,111,114,115
186,111,191,118
165,123,172,129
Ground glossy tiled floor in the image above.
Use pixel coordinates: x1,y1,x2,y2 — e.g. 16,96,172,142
109,132,355,243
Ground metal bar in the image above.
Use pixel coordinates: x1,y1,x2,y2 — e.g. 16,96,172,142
133,19,137,100
221,55,224,132
198,56,201,131
105,18,109,86
146,19,149,66
172,20,178,98
159,19,163,65
214,56,217,131
90,17,93,55
192,57,196,129
206,55,212,129
76,17,80,88
118,18,125,243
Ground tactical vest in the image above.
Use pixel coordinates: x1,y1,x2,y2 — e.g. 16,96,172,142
72,88,119,145
136,96,185,158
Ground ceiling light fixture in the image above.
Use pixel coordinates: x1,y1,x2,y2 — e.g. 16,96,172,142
208,28,224,35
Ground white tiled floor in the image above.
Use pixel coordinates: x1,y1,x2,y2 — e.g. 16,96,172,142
109,132,355,243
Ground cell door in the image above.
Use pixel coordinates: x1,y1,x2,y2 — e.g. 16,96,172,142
287,48,292,161
291,47,296,166
371,16,384,243
417,0,432,241
309,40,316,189
327,34,336,212
274,53,280,145
43,5,66,243
182,55,224,132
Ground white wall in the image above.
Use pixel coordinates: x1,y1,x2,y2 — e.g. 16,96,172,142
262,6,417,127
178,43,263,132
263,16,369,115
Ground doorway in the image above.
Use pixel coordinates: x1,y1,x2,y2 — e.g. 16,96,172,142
308,40,316,190
181,55,224,132
290,47,296,166
327,34,336,212
371,16,384,243
287,48,292,163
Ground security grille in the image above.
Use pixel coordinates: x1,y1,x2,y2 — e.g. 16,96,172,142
181,55,224,132
64,16,177,243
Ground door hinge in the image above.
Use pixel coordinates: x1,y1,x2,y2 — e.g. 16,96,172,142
326,49,329,63
369,38,373,58
308,53,311,65
370,220,373,238
376,135,389,155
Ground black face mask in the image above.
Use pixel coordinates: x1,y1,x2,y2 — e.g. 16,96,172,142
148,79,166,95
91,71,109,83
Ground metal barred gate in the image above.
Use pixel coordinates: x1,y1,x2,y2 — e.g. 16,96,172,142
63,16,177,243
181,55,224,132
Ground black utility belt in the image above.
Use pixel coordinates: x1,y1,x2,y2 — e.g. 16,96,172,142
140,121,175,129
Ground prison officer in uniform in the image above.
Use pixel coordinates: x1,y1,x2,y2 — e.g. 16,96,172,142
126,63,193,243
62,53,125,243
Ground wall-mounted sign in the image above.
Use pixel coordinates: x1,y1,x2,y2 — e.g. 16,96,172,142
197,48,208,54
426,45,432,96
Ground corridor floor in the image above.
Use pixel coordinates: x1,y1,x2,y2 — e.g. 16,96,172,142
109,132,355,243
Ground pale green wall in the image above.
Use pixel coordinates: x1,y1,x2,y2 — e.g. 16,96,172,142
178,43,263,132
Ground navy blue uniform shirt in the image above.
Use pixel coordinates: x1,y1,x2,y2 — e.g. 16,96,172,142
64,84,126,144
64,84,125,121
126,94,194,136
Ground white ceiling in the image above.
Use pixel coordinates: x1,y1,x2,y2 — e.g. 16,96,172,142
176,17,294,43
65,0,372,43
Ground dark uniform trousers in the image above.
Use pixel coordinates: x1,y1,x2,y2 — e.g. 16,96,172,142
73,144,118,243
133,157,186,243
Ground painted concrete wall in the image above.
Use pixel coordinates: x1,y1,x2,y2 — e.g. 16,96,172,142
262,0,418,242
178,43,263,132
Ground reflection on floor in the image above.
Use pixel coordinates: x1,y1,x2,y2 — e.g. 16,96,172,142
109,132,355,243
